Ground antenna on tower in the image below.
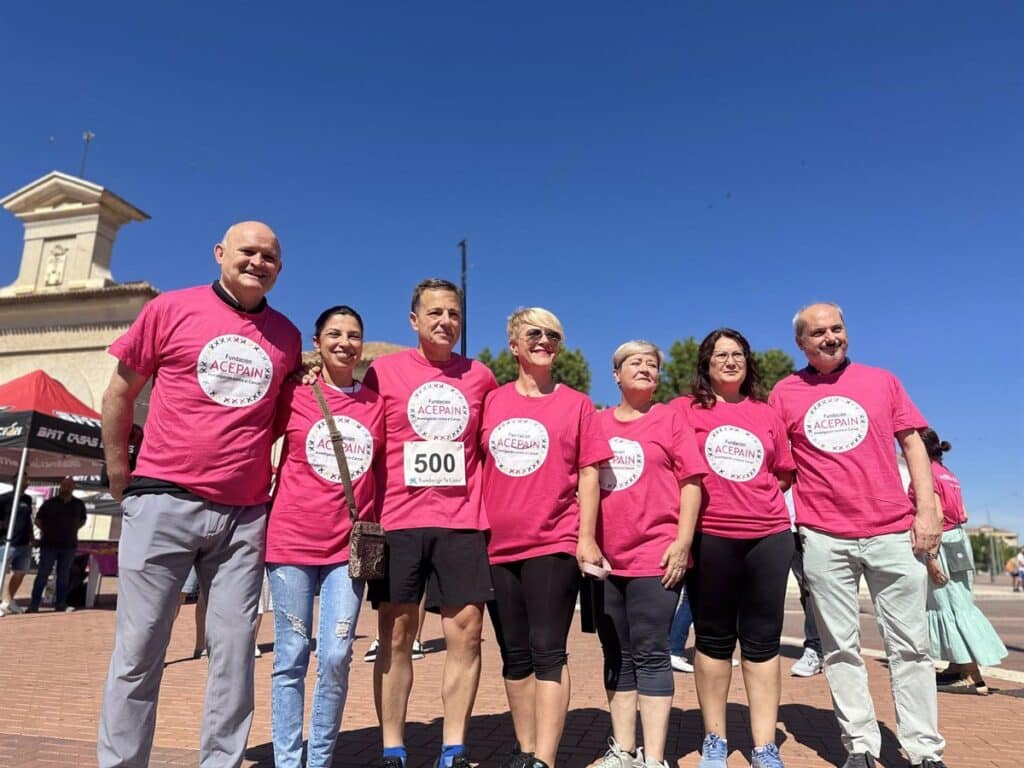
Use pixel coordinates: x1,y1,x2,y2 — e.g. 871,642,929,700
80,131,96,178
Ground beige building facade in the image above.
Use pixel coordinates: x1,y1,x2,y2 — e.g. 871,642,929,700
0,172,157,421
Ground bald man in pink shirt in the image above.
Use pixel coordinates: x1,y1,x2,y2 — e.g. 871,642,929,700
770,302,945,768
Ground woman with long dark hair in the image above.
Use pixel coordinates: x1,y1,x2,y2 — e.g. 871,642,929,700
915,428,1006,695
674,328,795,768
266,305,386,768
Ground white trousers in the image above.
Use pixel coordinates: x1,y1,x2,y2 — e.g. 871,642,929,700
799,526,945,763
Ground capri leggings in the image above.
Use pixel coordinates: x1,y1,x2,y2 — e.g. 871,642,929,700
487,553,580,682
688,530,794,662
595,575,681,696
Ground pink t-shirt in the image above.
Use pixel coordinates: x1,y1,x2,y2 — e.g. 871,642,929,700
908,462,965,531
769,362,927,538
674,396,795,539
362,349,497,531
481,383,611,564
266,381,386,564
596,405,705,576
109,285,301,506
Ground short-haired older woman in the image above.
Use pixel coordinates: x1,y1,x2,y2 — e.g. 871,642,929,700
592,341,705,768
674,329,795,768
914,428,1006,695
481,308,612,768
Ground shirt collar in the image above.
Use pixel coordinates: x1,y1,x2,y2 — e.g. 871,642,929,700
211,281,266,314
803,357,852,376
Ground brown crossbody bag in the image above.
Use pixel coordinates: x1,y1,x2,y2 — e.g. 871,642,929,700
311,380,385,580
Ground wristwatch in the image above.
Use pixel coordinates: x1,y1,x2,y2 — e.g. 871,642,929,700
923,552,939,561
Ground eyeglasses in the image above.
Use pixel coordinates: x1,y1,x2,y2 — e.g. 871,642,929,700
523,328,563,344
711,352,746,364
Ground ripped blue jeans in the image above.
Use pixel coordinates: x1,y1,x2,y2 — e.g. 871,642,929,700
267,562,365,768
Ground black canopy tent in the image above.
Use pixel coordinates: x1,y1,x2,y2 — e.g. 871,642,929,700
0,370,141,593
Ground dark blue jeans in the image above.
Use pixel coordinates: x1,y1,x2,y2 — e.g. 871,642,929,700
30,546,76,609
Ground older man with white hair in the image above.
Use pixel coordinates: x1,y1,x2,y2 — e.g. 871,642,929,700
97,222,302,768
769,302,946,768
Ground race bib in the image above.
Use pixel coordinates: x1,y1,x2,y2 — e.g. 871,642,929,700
803,396,869,453
305,416,374,483
488,418,549,477
407,382,470,440
196,334,273,408
599,437,645,492
704,425,764,482
403,441,466,486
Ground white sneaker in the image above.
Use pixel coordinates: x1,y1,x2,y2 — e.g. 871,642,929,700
411,640,426,660
363,637,379,662
0,601,24,616
790,647,823,677
670,654,694,673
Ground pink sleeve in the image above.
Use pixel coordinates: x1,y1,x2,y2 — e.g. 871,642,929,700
889,374,927,433
362,363,380,394
108,298,162,377
671,411,706,482
770,411,796,473
577,400,612,468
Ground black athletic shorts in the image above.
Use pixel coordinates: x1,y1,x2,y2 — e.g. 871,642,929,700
368,527,494,608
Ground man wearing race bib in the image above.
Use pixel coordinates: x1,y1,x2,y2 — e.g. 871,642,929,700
97,222,302,768
362,279,497,768
769,303,945,768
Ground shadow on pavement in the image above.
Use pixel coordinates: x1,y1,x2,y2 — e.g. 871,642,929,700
244,700,851,767
780,702,903,767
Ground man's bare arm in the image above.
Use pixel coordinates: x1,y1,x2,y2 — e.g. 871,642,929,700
897,428,940,555
102,363,148,501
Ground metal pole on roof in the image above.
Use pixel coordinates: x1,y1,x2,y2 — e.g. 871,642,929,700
79,131,95,178
459,239,468,358
0,446,30,602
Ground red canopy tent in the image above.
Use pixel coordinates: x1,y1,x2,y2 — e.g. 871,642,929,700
0,370,141,592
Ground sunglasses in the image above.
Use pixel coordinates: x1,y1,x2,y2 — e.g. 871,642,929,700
523,328,563,343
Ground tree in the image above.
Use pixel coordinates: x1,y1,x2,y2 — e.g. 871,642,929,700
651,337,795,403
476,346,592,394
969,533,1017,574
754,348,797,391
476,347,518,385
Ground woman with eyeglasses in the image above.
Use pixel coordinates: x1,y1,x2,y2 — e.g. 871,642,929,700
591,340,705,768
480,307,612,768
673,328,796,768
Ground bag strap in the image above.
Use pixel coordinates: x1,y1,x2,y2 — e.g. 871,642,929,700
311,380,360,523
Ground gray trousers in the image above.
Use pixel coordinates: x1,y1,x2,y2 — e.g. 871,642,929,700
97,494,267,768
790,539,821,654
800,526,944,764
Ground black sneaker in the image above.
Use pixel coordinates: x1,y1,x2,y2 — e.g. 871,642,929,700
497,746,532,768
841,755,876,768
912,760,947,768
433,756,473,768
380,758,404,768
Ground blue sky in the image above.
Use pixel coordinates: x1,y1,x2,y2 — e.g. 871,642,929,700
2,3,1021,533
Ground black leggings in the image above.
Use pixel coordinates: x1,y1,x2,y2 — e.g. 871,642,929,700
595,575,680,696
688,530,794,662
487,554,580,682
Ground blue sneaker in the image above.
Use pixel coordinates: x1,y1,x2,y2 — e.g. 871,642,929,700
699,733,728,768
751,743,784,768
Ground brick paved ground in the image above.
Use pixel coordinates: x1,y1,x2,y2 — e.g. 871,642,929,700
0,582,1020,767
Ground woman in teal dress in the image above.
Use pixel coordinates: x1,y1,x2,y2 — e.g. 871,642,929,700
916,428,1006,695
